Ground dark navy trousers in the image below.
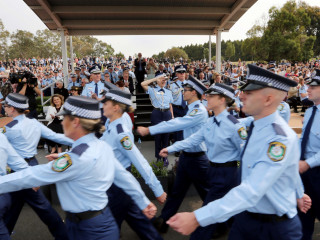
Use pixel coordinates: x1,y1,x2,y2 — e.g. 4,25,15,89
190,164,239,240
228,212,302,240
5,158,68,240
107,183,163,240
299,167,320,240
151,109,172,159
66,207,119,240
172,106,188,143
160,152,209,221
0,194,11,240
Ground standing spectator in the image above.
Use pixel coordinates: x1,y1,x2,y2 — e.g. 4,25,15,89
45,94,65,154
121,71,134,94
146,58,158,79
134,53,147,93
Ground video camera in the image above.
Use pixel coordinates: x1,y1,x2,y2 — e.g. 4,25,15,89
9,71,38,85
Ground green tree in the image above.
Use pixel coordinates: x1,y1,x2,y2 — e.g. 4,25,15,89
0,19,9,60
164,47,188,61
304,3,320,56
225,41,235,60
9,30,36,58
115,52,125,59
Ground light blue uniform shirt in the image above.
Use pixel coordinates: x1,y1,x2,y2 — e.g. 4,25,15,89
0,134,29,176
299,85,308,101
194,112,304,226
301,104,320,168
277,101,290,123
81,81,107,108
167,110,245,163
0,91,3,99
147,85,173,109
169,80,185,106
0,133,150,212
4,114,73,158
42,78,53,87
67,81,81,90
101,116,164,197
105,112,133,130
150,100,208,153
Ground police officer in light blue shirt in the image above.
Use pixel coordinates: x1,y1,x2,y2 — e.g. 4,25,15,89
41,73,53,96
0,96,157,240
141,75,174,164
0,134,29,239
298,69,320,240
2,93,72,239
106,65,119,84
100,89,165,240
277,100,290,122
67,73,81,90
138,76,209,233
167,64,309,240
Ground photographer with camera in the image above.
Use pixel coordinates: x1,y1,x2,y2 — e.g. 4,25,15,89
17,74,41,119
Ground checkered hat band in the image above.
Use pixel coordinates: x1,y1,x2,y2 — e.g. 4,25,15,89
211,85,234,99
247,74,290,91
313,76,320,81
105,92,132,106
6,97,29,109
64,102,101,119
185,80,203,94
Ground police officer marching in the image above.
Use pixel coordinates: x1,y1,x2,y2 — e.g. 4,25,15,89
100,89,166,240
298,69,320,240
0,96,157,240
138,76,210,233
141,75,174,165
167,64,311,240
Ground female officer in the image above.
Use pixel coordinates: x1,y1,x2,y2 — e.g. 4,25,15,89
100,89,166,240
160,83,247,240
0,134,29,239
2,93,73,239
0,95,157,240
141,75,174,164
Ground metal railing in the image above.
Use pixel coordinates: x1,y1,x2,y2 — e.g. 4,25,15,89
40,82,55,106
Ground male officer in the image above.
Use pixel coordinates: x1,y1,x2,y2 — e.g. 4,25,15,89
169,65,188,143
167,64,310,240
41,73,53,96
277,100,290,123
67,73,81,91
138,76,209,232
79,65,87,79
299,69,320,240
106,65,119,84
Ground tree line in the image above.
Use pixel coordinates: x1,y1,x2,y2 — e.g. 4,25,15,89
152,0,320,63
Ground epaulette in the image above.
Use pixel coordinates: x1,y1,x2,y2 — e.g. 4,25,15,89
71,143,89,156
6,120,18,128
194,104,199,108
227,115,239,124
117,124,124,134
272,123,287,137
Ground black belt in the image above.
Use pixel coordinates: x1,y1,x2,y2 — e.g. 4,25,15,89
24,156,36,163
209,161,238,168
154,108,170,112
172,104,184,109
66,206,106,223
245,211,289,223
181,151,205,157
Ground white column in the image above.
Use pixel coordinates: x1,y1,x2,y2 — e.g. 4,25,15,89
60,30,68,87
70,36,74,73
215,30,222,73
208,35,212,67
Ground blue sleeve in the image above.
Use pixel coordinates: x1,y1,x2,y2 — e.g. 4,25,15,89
37,121,74,146
167,127,205,153
113,158,150,210
81,85,89,97
116,133,164,197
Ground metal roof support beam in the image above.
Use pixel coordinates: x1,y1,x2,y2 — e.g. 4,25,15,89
70,36,74,73
53,6,231,15
216,29,222,73
219,0,248,29
67,29,213,35
209,35,212,67
37,0,63,29
60,30,69,87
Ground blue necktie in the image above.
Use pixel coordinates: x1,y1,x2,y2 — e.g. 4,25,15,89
300,106,317,160
213,117,220,127
95,83,98,95
73,82,75,86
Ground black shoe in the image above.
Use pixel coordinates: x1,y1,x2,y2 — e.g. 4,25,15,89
152,216,169,233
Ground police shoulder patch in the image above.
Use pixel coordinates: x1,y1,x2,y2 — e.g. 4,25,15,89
0,127,6,134
277,104,284,111
267,142,286,162
120,136,133,150
52,154,72,172
237,127,248,140
189,109,198,116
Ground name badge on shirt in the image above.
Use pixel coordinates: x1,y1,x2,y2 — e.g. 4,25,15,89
52,154,73,172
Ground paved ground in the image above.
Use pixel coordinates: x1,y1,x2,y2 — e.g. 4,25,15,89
9,111,320,239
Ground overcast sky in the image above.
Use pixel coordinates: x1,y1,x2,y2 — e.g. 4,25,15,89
1,0,320,57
